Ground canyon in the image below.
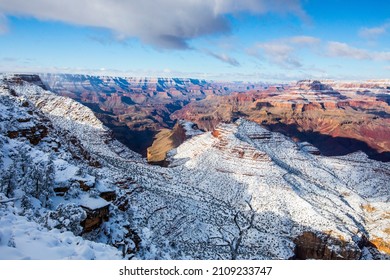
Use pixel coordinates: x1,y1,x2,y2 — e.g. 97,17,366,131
172,80,390,162
40,74,265,156
37,75,390,163
27,74,390,162
0,74,389,260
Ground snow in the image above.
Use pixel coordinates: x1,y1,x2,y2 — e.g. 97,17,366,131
51,193,110,211
53,159,80,183
76,194,110,210
179,120,203,137
95,179,115,193
0,202,121,260
53,159,95,187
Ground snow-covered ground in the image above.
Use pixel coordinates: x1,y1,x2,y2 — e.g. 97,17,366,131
0,198,121,260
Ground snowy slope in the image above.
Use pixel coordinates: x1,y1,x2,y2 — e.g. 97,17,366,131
0,197,121,260
112,119,388,259
0,75,140,259
7,77,142,162
155,120,388,259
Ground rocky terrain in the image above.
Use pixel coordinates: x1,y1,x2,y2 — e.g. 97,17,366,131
0,75,142,259
146,120,202,165
172,80,390,162
0,75,389,260
38,74,390,162
40,74,265,155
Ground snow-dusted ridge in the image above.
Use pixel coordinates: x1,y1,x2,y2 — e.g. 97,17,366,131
0,75,142,259
0,75,389,259
165,120,390,258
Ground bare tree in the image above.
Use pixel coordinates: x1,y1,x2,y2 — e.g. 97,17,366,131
208,199,256,260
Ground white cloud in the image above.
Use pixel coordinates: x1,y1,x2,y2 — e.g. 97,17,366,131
1,57,18,62
0,13,7,34
327,41,390,61
203,49,240,66
327,42,370,60
257,42,301,67
359,22,390,39
0,0,305,49
288,36,320,45
214,0,304,15
359,26,387,38
248,36,320,68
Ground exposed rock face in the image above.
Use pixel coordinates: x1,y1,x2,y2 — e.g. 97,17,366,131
80,204,110,233
293,231,362,260
99,191,117,202
147,120,202,165
39,74,206,154
172,80,390,161
296,80,334,91
35,75,390,161
11,74,48,90
7,121,49,145
370,237,390,255
39,74,265,155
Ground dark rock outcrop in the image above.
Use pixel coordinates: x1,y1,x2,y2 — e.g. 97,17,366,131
81,204,110,233
147,121,192,165
293,231,362,260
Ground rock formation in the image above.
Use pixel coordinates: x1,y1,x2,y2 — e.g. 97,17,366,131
147,120,202,165
39,74,265,155
172,80,390,161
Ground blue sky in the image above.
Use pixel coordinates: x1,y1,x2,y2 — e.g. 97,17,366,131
0,0,389,81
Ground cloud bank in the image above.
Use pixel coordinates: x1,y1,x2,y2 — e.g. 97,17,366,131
327,42,390,61
359,21,390,39
203,49,240,66
0,13,7,34
0,0,305,49
248,36,320,68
